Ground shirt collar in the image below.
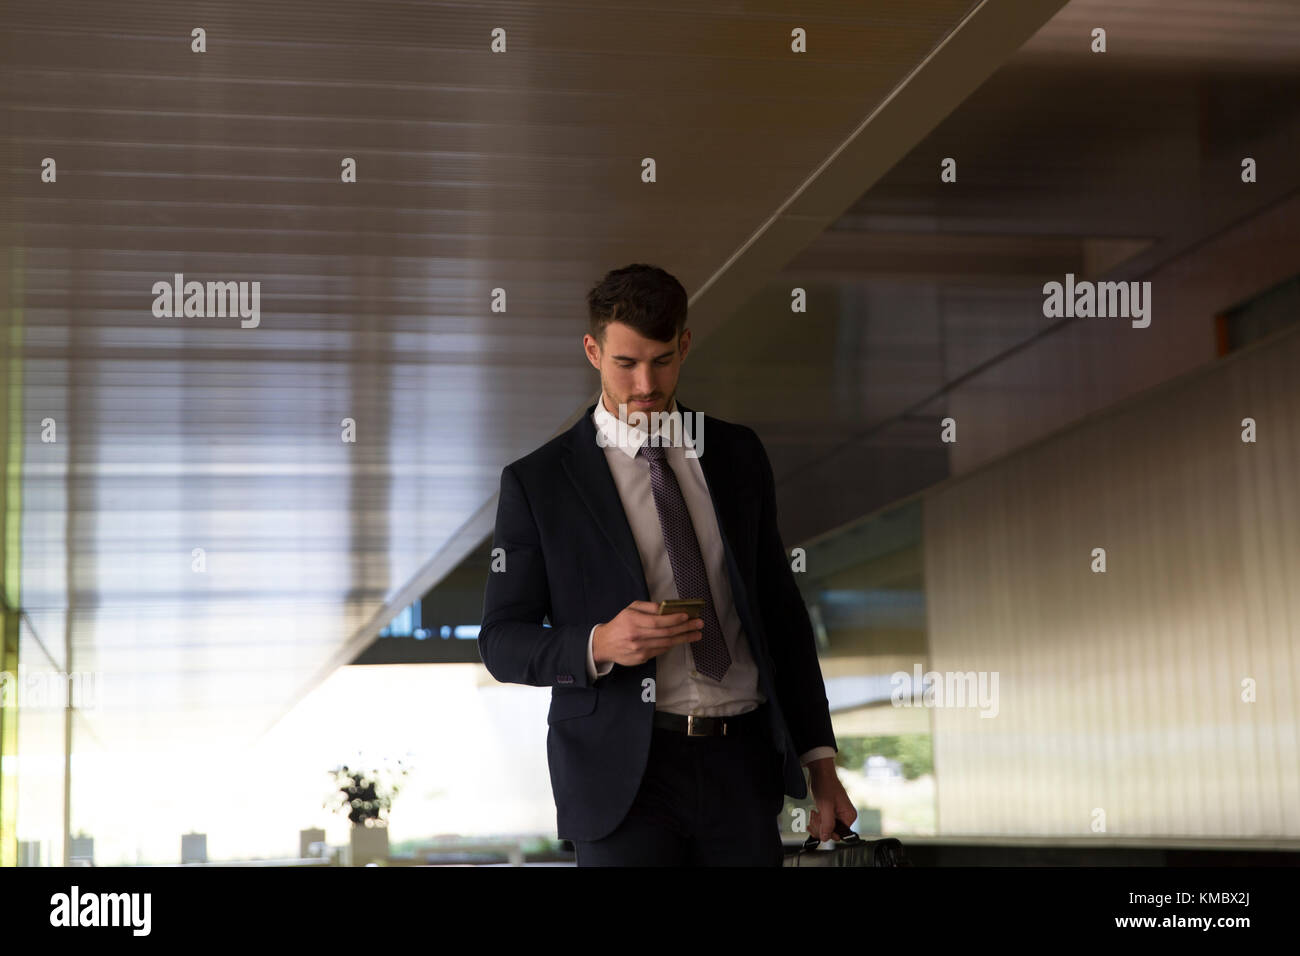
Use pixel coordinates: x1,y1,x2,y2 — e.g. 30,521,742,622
593,395,694,459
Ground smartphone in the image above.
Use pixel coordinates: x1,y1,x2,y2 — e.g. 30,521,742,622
657,598,705,619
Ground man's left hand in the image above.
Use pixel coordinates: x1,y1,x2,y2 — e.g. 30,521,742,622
806,757,857,842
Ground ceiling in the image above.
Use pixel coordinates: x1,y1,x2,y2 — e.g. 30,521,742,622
1,0,1296,754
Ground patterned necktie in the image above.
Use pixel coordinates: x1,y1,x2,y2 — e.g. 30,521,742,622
637,442,731,680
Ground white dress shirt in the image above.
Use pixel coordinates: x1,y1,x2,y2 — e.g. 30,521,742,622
584,396,835,769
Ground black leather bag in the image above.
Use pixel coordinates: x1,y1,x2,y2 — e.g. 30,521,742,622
784,819,912,867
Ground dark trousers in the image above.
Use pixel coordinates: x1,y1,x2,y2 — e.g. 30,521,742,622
572,720,787,866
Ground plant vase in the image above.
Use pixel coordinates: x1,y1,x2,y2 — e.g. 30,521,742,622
349,824,389,866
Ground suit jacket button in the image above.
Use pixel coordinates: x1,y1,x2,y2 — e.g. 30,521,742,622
557,674,573,684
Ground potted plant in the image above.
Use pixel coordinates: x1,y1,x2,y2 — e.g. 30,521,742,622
323,756,410,865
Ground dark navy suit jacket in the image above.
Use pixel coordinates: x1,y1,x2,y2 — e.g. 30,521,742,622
478,399,836,842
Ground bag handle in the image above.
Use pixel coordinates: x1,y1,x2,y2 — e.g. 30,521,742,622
800,818,860,851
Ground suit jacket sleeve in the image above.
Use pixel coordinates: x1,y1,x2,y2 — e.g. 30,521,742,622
478,463,595,688
750,430,837,758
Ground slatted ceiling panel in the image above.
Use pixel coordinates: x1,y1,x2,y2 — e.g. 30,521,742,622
1,0,998,758
924,325,1300,838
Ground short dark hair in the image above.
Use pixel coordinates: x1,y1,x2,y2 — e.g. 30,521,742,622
586,263,687,346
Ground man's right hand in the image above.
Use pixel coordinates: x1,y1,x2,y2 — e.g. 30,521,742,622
592,601,704,668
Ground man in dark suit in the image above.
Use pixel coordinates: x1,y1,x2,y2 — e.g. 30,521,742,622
478,263,855,865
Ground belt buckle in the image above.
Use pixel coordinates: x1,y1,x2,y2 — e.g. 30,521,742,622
686,715,723,737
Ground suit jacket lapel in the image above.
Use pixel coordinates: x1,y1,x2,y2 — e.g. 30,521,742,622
679,400,772,675
561,403,650,597
678,399,742,555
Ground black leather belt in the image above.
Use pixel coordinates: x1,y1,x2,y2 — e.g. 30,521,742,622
653,704,767,737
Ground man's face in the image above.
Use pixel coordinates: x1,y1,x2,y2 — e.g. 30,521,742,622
583,320,691,420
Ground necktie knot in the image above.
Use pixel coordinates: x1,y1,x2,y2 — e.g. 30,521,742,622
637,442,667,462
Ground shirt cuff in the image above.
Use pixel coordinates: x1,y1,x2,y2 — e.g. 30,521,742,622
586,624,615,681
799,746,836,767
